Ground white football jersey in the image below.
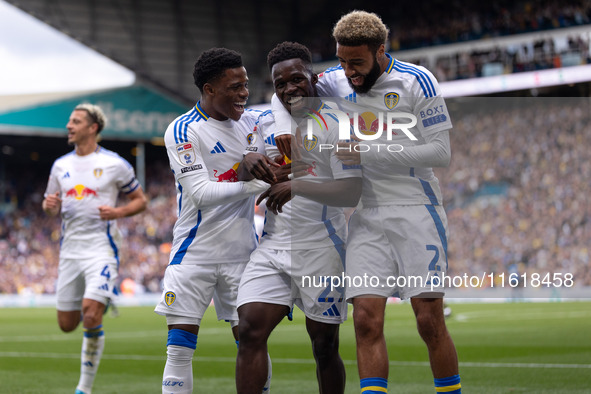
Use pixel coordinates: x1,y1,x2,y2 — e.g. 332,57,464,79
251,103,361,250
317,54,452,207
165,102,266,265
44,146,140,259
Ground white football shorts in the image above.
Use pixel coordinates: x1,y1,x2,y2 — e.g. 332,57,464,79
237,245,347,324
154,262,246,326
56,255,119,311
345,204,449,300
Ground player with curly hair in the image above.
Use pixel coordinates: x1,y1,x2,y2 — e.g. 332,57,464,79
271,10,462,394
155,47,273,394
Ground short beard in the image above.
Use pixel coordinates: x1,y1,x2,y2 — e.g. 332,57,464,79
348,57,382,94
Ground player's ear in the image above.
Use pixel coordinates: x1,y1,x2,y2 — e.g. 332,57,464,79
376,44,386,59
311,73,319,85
90,122,100,134
203,82,215,97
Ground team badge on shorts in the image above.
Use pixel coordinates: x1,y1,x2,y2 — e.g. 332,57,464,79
303,135,318,152
176,143,196,165
384,92,399,109
164,291,176,306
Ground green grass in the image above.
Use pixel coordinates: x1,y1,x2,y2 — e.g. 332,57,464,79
1,301,590,393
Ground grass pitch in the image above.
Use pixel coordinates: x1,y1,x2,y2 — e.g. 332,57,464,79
0,301,590,393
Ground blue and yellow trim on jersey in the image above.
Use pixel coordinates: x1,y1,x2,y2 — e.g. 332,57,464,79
174,101,209,144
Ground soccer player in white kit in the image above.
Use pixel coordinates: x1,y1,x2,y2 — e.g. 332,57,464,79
235,42,362,394
271,11,461,394
154,48,272,394
42,103,148,394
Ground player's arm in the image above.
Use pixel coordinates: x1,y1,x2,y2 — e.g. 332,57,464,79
98,186,148,220
270,94,303,160
182,168,269,208
293,177,362,206
258,177,361,215
336,129,451,168
42,170,61,216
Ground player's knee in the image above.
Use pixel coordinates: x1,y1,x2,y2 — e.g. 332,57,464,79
57,312,80,332
82,310,103,328
415,312,445,344
58,320,78,333
353,307,384,340
238,321,268,348
311,331,339,363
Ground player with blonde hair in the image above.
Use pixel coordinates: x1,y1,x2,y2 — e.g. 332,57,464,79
272,10,461,394
43,103,148,394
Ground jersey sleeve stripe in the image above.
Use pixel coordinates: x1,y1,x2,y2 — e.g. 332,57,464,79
393,57,436,96
174,107,197,144
177,182,182,217
183,111,201,143
323,65,343,74
392,59,436,98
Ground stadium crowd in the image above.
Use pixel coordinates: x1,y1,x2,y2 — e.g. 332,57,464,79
436,98,591,288
309,0,591,61
298,0,591,93
1,99,590,294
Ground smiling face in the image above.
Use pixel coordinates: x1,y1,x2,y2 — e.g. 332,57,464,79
272,58,317,115
66,109,97,146
207,66,249,121
336,43,384,94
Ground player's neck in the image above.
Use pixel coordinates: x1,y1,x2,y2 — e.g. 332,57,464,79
378,54,390,75
75,140,99,156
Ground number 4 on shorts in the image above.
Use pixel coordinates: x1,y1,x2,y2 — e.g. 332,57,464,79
101,265,111,280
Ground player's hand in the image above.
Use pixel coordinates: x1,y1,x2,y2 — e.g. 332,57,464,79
98,205,120,220
43,192,62,215
256,182,292,214
273,160,311,183
242,153,280,184
275,128,303,161
336,141,361,165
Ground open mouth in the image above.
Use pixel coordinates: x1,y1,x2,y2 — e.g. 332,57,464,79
287,96,305,110
350,75,364,86
288,96,303,105
234,102,246,112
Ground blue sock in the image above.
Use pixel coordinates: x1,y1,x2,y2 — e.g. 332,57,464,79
434,374,461,393
360,377,387,393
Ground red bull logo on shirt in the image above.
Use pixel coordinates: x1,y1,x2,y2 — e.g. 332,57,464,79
213,162,240,182
308,108,418,142
306,161,318,177
352,112,388,136
65,184,98,200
